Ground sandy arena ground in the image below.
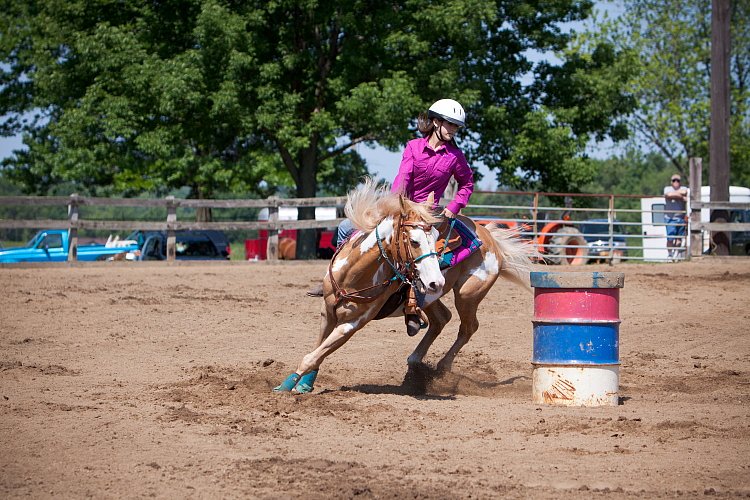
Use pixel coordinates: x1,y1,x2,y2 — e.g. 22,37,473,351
1,258,749,499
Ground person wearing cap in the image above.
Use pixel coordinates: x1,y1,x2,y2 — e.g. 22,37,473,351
663,173,689,260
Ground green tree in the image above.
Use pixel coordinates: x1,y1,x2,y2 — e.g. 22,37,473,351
1,0,634,256
591,0,750,184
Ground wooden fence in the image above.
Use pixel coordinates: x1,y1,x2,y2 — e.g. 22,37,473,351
688,160,750,256
3,184,750,263
0,194,346,261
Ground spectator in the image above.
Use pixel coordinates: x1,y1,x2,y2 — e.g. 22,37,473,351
663,173,689,260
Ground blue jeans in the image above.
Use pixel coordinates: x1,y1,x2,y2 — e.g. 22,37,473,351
665,215,685,238
336,218,355,248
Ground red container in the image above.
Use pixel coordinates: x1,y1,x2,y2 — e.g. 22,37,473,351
245,239,268,260
533,288,620,322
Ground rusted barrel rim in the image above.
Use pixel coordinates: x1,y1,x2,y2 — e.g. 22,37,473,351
530,271,625,289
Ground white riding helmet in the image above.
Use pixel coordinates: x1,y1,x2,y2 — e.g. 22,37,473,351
428,99,466,127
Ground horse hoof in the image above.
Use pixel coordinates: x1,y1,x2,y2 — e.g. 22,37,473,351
273,373,301,393
292,370,318,394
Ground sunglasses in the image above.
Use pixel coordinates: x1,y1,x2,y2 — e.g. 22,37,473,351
671,179,681,183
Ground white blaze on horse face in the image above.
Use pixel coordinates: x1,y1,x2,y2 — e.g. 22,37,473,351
359,217,394,253
469,251,499,282
411,227,445,291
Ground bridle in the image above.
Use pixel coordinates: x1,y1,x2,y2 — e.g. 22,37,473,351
328,214,438,307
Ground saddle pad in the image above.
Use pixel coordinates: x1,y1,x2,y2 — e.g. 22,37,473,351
439,218,483,268
435,220,463,254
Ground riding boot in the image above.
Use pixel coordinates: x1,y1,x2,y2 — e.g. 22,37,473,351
306,282,324,297
404,287,423,337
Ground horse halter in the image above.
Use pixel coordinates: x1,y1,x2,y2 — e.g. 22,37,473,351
385,218,437,289
328,214,438,306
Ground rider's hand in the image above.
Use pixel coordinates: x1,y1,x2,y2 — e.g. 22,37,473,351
443,208,456,219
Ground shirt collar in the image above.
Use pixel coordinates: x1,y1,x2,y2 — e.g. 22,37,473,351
420,137,447,153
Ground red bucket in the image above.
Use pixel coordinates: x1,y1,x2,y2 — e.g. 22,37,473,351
245,239,267,260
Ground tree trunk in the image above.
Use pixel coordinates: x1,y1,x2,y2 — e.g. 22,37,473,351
195,186,213,222
296,150,318,259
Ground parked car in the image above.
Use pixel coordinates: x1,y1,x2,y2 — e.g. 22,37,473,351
578,219,628,263
729,209,750,255
0,229,139,263
126,230,231,260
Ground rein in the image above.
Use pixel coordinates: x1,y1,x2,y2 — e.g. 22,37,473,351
328,216,436,307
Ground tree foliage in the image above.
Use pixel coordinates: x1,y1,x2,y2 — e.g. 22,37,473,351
591,0,750,185
0,1,637,254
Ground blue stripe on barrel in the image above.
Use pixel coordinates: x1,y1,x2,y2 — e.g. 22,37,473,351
532,322,620,365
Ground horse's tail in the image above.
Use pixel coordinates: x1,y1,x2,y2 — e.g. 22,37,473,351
485,223,540,291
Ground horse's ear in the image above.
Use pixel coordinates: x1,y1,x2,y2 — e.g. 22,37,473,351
425,191,435,207
399,194,408,217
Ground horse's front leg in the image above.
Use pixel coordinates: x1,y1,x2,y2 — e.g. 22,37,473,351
274,302,378,393
407,299,451,366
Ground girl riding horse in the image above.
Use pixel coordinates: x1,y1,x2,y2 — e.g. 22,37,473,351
277,179,536,394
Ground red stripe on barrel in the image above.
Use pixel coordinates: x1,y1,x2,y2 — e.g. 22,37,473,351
534,288,620,322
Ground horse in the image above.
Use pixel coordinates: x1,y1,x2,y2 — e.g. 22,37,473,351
274,179,536,394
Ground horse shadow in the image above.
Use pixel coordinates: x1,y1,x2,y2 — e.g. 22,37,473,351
337,363,529,400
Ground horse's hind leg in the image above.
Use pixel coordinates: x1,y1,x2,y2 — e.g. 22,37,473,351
407,299,451,366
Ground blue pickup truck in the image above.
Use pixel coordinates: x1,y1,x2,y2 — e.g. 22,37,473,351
0,229,140,263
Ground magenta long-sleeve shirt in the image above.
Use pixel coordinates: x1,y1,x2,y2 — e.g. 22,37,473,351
391,137,474,215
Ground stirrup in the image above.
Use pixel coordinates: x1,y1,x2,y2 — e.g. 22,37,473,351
405,314,427,337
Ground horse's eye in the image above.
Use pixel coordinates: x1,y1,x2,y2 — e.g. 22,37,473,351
410,238,420,246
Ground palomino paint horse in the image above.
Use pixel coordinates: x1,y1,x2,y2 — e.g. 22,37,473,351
274,180,535,394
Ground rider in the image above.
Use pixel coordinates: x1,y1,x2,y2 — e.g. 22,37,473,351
392,99,474,334
310,99,475,334
392,99,473,223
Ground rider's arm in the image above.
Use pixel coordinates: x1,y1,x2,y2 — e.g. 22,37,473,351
445,150,474,216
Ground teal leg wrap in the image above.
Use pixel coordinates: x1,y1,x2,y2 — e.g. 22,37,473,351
293,370,319,394
273,372,301,393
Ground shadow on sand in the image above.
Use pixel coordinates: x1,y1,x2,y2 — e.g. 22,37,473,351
337,363,530,399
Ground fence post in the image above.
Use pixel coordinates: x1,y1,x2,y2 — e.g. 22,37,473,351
267,196,279,261
532,192,539,244
67,194,79,262
689,157,703,257
166,196,177,262
608,195,615,266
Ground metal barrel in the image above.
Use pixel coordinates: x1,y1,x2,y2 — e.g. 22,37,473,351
530,271,625,406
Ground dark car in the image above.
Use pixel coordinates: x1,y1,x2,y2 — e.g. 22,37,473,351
730,210,750,255
578,219,628,263
126,230,231,260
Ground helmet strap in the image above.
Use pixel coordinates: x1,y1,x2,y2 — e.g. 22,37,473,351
434,119,448,143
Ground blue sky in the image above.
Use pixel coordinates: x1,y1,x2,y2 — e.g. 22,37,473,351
0,1,622,191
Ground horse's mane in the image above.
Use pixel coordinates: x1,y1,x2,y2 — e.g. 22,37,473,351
345,178,441,231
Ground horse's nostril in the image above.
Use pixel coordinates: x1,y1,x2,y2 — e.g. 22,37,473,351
428,281,440,292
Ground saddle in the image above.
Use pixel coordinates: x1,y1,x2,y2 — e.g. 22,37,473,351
434,220,463,256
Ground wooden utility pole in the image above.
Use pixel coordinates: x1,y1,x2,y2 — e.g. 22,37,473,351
709,0,731,254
